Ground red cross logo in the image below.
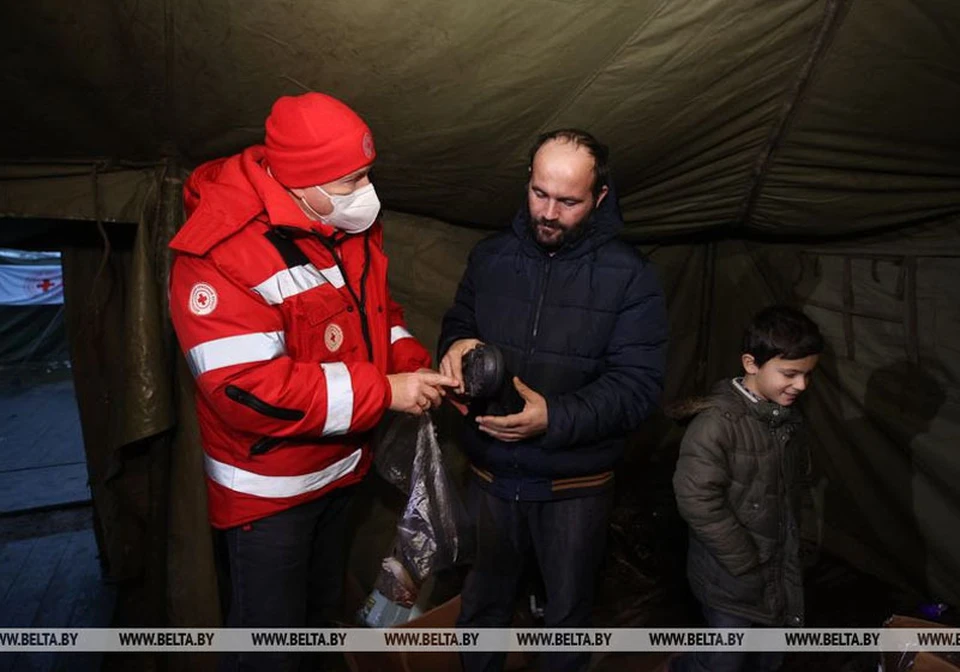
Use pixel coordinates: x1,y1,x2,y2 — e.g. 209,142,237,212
36,278,55,292
189,282,218,315
325,323,344,352
362,132,375,159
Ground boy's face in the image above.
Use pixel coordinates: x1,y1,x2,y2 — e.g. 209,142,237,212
742,354,820,406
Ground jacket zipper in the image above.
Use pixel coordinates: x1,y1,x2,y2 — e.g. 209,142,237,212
528,258,552,356
249,435,328,457
514,256,552,500
225,385,305,421
774,427,787,615
250,436,286,456
315,231,374,360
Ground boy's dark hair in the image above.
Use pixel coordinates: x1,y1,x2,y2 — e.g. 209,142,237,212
528,128,609,199
743,305,824,367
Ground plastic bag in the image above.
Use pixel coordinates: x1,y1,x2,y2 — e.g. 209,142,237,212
372,410,420,495
361,411,473,625
395,412,472,585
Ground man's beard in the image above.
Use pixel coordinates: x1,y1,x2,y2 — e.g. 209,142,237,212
528,215,589,252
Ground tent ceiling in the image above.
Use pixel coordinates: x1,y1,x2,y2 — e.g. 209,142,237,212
2,0,959,239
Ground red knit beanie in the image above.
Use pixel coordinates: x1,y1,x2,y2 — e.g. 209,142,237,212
264,93,376,188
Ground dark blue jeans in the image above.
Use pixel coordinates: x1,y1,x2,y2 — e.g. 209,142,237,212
218,486,354,672
670,605,784,672
457,481,613,672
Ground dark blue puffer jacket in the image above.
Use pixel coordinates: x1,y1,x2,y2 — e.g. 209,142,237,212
439,185,668,501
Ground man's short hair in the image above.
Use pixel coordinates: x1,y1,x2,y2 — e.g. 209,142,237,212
743,305,824,367
528,129,609,199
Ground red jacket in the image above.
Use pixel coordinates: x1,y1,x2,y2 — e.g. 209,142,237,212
169,146,431,529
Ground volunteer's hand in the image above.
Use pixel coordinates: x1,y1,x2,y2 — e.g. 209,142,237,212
439,338,483,395
387,370,459,415
476,377,548,441
416,367,452,403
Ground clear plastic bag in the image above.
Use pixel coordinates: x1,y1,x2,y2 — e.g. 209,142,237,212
362,411,473,623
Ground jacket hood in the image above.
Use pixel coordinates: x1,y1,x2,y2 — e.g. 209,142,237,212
666,379,801,428
172,146,337,256
511,179,624,260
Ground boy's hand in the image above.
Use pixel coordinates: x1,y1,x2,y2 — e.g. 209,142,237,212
476,377,547,441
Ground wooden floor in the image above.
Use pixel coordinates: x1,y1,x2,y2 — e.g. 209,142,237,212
0,369,115,671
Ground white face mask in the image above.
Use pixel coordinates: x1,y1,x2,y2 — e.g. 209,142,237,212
301,183,380,233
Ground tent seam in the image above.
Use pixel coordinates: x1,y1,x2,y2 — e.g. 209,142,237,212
735,0,854,230
499,0,674,169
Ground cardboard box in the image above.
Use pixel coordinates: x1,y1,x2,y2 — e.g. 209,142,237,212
881,615,960,672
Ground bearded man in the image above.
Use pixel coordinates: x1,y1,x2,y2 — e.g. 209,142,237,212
438,129,669,672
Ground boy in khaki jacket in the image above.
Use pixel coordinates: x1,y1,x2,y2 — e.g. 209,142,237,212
671,306,823,672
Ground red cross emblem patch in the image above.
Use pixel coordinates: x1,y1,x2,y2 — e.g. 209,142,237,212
189,282,218,316
362,132,375,159
324,323,344,352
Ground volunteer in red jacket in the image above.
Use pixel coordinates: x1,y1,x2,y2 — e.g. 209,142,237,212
169,92,455,668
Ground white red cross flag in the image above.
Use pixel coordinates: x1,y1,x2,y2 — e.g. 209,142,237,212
0,264,64,305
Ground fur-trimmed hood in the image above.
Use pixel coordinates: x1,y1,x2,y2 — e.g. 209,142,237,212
665,379,801,427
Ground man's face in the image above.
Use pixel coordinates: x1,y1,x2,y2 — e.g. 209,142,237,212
527,140,607,251
743,354,820,406
291,164,373,217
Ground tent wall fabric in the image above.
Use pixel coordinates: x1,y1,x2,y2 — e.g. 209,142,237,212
3,0,958,236
51,164,180,640
0,0,959,645
0,165,161,224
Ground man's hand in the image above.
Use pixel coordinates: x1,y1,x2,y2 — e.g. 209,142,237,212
387,370,459,416
476,377,548,441
438,338,483,394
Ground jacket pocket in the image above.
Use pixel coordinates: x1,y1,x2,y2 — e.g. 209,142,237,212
290,293,361,361
734,497,777,564
250,436,286,457
689,540,766,609
249,435,329,457
752,532,777,564
738,499,763,525
225,386,305,421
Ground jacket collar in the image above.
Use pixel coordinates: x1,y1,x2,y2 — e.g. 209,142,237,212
710,379,800,428
242,146,338,237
